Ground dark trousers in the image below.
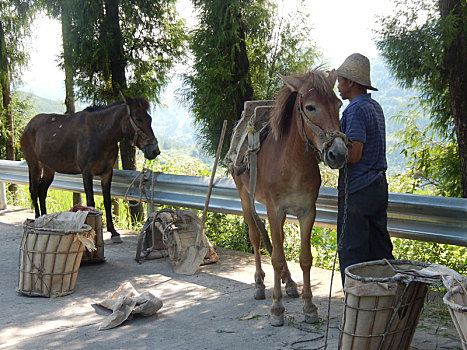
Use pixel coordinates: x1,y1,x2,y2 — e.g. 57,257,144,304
337,173,394,286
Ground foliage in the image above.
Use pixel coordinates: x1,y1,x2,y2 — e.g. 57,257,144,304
182,0,254,158
0,92,33,159
0,0,35,82
55,0,186,104
205,212,253,253
183,0,320,158
375,0,466,197
392,238,467,276
376,0,451,134
244,0,320,100
391,105,462,196
0,0,36,160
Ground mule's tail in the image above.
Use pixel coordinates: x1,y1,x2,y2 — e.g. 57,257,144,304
253,208,273,255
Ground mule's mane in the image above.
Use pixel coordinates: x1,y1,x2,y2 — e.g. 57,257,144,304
270,68,335,140
84,97,150,113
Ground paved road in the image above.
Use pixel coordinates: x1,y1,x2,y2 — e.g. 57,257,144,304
0,207,462,349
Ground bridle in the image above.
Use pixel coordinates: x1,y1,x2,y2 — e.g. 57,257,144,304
125,104,159,147
296,88,350,162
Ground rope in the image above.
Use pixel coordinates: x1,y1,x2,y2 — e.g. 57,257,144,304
324,163,349,349
296,97,351,163
290,334,325,349
124,165,159,210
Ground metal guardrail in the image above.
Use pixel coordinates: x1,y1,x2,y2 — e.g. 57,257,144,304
1,159,466,246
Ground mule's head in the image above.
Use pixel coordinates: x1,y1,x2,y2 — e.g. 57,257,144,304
121,92,160,160
277,69,349,169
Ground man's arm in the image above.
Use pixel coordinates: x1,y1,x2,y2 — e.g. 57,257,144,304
348,140,363,163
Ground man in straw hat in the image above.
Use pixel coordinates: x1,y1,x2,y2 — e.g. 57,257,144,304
335,53,394,285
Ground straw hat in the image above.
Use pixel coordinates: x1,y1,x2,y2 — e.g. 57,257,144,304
336,53,378,91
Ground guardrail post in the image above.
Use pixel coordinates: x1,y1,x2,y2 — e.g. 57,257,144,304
0,182,7,210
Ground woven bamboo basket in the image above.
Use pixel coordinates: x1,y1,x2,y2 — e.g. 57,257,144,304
339,259,430,350
443,284,467,350
18,218,92,297
80,210,105,264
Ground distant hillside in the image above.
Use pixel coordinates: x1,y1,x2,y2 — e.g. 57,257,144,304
19,91,66,115
152,102,197,146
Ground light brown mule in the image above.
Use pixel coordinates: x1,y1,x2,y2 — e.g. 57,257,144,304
231,68,349,326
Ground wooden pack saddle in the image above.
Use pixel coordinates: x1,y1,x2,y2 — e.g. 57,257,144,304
223,100,274,175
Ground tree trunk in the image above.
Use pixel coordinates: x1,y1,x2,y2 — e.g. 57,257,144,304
62,1,75,116
61,0,82,206
439,0,467,198
0,21,14,161
104,0,143,220
232,12,253,127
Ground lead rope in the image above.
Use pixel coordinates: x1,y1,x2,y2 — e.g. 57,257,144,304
292,164,348,350
124,164,158,210
323,163,348,349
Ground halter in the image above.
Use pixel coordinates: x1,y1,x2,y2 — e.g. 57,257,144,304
296,88,350,162
125,104,158,147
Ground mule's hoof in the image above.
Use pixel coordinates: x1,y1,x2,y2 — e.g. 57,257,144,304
285,287,300,298
111,235,123,244
254,289,266,300
305,311,319,324
270,314,284,327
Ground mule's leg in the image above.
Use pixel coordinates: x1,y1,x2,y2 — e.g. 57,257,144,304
38,168,55,216
248,221,266,300
82,171,95,207
238,191,266,299
268,208,287,326
278,226,299,298
28,166,42,218
100,170,121,242
298,210,318,324
22,143,42,217
281,261,299,298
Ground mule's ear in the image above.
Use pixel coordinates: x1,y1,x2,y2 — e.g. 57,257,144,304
120,91,131,105
327,69,337,86
277,73,301,92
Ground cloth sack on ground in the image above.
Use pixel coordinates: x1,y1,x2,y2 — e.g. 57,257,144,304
93,282,163,330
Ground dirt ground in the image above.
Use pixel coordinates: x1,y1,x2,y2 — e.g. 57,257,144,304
0,206,463,349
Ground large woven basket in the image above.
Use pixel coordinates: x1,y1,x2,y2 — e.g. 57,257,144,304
18,218,92,297
443,284,467,350
339,259,430,350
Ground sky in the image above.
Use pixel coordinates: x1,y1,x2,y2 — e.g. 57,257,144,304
20,0,398,102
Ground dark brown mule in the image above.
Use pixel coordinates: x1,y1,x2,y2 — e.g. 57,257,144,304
20,93,160,242
231,68,349,326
